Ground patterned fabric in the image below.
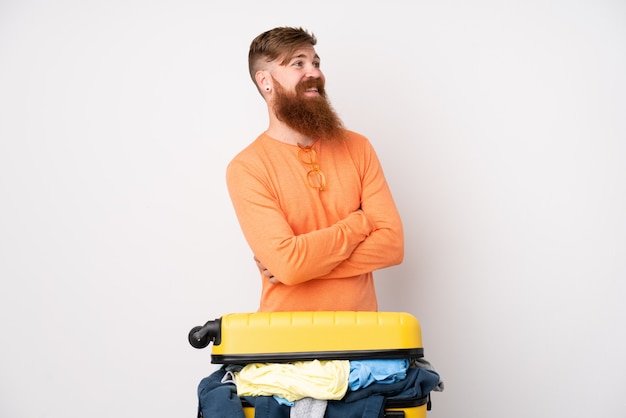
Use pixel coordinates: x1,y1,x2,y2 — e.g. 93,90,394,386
290,398,327,418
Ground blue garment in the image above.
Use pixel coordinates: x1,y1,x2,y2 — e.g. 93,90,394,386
325,367,439,418
326,395,385,418
343,367,440,404
197,367,291,418
197,368,245,418
349,359,410,390
244,396,290,418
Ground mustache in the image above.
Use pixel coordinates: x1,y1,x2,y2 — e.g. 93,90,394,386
296,78,325,96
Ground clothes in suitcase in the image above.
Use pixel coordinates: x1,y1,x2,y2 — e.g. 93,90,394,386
190,311,439,418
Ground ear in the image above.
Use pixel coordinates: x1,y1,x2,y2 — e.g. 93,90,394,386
255,70,271,93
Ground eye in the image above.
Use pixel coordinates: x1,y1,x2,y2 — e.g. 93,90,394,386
292,60,303,67
313,61,321,69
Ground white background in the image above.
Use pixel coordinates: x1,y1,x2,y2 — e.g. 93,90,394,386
1,1,625,417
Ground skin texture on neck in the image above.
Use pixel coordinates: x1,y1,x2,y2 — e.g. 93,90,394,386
265,122,314,146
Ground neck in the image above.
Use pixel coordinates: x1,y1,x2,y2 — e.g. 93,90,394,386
266,111,315,146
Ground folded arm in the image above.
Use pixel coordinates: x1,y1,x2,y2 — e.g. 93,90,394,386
316,146,404,279
227,161,376,285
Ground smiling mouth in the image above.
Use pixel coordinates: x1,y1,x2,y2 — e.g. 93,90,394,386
297,79,324,97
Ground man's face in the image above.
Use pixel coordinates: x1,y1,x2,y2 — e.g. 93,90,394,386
269,47,344,140
270,46,325,97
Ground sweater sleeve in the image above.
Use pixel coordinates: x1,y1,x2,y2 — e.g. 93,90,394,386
226,159,376,286
317,139,404,279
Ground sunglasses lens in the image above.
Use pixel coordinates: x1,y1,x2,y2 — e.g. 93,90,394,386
298,145,326,191
307,169,326,190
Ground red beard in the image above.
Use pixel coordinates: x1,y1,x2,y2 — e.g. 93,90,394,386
272,77,345,141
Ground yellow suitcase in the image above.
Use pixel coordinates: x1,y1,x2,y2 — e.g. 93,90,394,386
190,311,432,418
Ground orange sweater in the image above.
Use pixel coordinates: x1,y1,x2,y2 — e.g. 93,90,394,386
226,130,404,312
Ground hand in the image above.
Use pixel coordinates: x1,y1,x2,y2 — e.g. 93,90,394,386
253,256,280,284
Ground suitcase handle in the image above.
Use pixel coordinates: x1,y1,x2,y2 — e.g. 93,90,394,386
188,318,222,349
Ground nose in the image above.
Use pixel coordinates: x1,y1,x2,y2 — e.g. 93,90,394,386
305,64,323,79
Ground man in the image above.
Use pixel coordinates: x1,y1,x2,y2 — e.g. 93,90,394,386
226,27,404,312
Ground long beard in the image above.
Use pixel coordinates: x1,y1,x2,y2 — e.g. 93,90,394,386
272,77,345,141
